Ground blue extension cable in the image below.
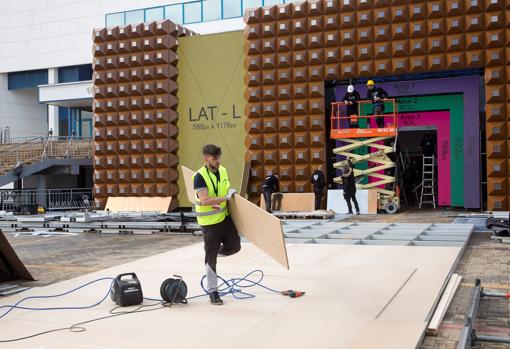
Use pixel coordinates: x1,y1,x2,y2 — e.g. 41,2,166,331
0,270,280,321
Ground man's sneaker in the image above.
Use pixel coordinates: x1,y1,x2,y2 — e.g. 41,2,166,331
346,212,353,215
209,291,223,305
355,211,360,215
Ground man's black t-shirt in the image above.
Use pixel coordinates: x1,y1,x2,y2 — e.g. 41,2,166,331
342,91,360,115
311,170,325,192
367,87,388,106
262,175,279,192
341,167,357,195
193,167,220,194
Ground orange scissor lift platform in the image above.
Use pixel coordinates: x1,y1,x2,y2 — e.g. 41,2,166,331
330,99,400,214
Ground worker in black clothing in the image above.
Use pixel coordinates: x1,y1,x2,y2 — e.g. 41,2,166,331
262,173,279,213
342,84,361,128
421,132,436,157
366,80,389,128
341,159,360,215
310,165,325,210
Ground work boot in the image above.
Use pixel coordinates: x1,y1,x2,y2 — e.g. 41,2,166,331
209,291,223,305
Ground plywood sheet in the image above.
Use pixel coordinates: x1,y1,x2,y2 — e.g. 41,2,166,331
367,189,378,214
105,197,172,213
427,274,462,335
239,161,251,198
0,243,463,349
182,166,289,269
0,231,34,282
182,166,197,204
259,193,315,212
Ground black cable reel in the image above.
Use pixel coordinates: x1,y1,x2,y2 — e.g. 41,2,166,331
160,275,188,305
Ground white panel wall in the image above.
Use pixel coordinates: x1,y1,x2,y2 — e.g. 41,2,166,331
0,74,47,138
0,0,195,73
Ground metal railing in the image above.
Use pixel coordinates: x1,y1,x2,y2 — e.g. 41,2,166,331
0,188,94,212
0,136,93,175
330,99,399,131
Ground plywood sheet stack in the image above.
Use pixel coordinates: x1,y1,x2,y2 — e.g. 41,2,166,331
92,20,194,210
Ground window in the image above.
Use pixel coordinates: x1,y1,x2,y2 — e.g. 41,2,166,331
184,2,201,23
203,0,221,21
145,7,164,22
125,9,144,24
106,12,124,26
8,69,48,90
223,0,242,18
58,64,93,83
243,0,262,10
165,5,183,24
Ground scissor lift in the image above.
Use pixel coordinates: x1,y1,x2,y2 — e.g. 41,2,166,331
330,99,399,214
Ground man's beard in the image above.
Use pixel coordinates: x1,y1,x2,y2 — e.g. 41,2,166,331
208,163,218,171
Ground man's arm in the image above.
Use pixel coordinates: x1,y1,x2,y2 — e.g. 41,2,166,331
380,87,389,99
274,178,279,192
197,188,227,206
194,173,226,206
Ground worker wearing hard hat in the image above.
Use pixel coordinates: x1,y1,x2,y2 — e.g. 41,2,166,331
342,85,361,128
366,80,389,128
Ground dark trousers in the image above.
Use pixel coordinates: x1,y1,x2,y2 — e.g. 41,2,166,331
263,189,273,212
202,216,241,292
347,107,358,129
344,192,360,214
314,190,323,210
373,104,385,128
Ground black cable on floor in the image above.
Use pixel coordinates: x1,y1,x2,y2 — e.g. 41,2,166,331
0,302,166,343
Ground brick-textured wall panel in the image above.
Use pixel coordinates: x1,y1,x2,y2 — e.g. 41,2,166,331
92,20,193,210
243,0,510,208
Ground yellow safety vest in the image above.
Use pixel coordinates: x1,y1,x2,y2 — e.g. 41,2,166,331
193,165,230,226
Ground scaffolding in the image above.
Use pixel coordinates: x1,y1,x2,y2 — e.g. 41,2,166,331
330,98,399,214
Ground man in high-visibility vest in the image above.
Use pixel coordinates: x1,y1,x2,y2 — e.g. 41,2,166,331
193,144,240,305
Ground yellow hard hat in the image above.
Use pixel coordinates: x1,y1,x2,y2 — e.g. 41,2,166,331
367,80,375,86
